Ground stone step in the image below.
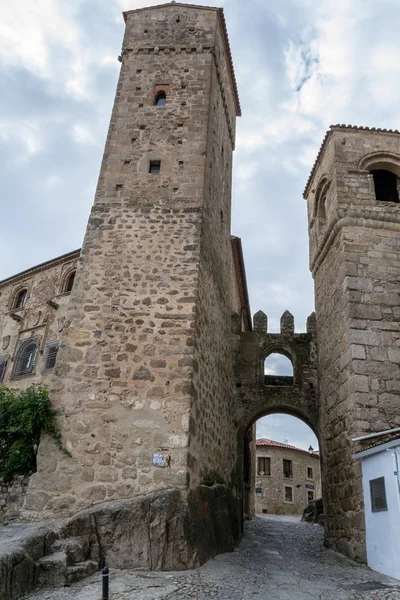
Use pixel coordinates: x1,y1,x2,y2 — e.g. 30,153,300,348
51,536,90,565
36,551,67,587
65,560,98,586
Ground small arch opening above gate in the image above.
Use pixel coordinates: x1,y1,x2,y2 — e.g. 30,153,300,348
264,352,293,387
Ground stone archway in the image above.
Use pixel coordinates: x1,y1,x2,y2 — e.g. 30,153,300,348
234,309,320,523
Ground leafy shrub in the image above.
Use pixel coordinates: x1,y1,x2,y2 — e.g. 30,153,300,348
201,469,227,487
0,385,69,481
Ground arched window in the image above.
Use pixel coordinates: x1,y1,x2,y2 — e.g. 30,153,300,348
155,91,166,106
12,339,38,376
64,271,76,293
371,169,399,203
13,289,27,309
264,353,294,386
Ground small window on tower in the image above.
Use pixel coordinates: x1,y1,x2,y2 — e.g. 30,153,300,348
155,91,166,106
371,170,399,203
149,160,161,174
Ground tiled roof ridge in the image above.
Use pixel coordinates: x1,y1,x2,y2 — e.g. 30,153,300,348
256,437,318,456
303,124,400,199
354,433,400,454
123,3,241,116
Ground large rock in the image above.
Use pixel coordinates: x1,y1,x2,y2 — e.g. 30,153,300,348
59,485,242,570
302,498,324,525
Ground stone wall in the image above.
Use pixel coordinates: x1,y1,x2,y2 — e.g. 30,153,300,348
255,445,321,515
305,125,400,561
0,474,30,525
188,13,240,491
21,6,244,563
0,251,79,390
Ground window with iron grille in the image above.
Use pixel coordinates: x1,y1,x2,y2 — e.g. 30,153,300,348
44,343,59,371
14,289,27,309
257,456,271,476
12,339,38,377
0,357,7,382
284,486,293,502
283,459,293,478
370,476,388,512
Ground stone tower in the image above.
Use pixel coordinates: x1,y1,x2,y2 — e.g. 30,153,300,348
304,125,400,560
23,3,244,565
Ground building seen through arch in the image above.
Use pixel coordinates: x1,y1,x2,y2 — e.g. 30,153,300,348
254,415,321,515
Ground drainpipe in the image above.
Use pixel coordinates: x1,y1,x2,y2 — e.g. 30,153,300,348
394,449,400,499
352,427,400,442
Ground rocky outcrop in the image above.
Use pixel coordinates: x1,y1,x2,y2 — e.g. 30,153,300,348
59,484,242,570
302,498,324,526
0,485,242,599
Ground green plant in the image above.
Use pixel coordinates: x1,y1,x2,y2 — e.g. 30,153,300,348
0,385,70,481
201,469,227,487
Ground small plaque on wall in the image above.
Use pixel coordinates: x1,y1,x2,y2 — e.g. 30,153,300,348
152,453,165,467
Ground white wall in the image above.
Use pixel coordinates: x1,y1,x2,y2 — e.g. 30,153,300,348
361,447,400,579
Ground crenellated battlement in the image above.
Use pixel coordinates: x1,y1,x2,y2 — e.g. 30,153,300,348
234,310,319,439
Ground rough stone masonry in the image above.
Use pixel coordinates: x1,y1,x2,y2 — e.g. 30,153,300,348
17,2,246,567
1,0,400,573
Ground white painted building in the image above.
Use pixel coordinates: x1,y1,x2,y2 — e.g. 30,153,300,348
353,435,400,580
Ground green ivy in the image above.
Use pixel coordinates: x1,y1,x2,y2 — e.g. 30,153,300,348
0,385,70,482
201,469,227,487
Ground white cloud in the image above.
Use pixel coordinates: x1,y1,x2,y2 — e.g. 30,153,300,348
72,123,99,146
0,120,43,161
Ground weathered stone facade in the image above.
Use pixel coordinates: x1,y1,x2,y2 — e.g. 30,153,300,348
2,1,400,572
254,439,321,515
0,250,79,390
304,125,400,561
0,474,30,525
0,2,251,569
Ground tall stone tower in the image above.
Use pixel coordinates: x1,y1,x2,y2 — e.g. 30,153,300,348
304,125,400,560
24,3,244,565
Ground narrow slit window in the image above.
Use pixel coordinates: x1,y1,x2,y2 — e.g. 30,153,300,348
0,357,7,382
64,271,76,293
14,289,27,309
44,343,59,371
155,91,166,106
149,160,161,174
307,466,313,479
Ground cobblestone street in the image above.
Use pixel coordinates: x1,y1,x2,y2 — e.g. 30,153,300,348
24,516,400,600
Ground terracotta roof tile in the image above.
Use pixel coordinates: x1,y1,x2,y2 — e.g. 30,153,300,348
256,438,319,457
303,124,400,199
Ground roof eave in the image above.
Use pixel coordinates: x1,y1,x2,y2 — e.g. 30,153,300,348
122,3,241,117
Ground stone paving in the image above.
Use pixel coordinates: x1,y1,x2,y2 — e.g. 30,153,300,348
23,515,400,600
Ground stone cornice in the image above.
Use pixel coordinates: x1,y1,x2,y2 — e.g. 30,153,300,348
122,3,241,116
311,209,400,276
0,249,81,288
304,124,400,200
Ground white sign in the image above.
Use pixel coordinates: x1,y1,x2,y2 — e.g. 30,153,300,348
152,453,165,467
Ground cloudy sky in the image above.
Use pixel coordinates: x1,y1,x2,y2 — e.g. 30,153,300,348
1,0,399,450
